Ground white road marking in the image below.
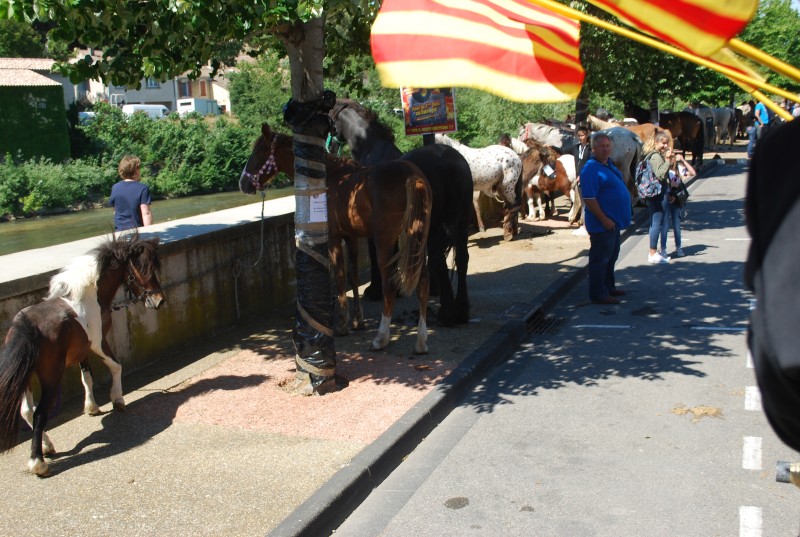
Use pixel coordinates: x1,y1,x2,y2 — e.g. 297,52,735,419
743,437,763,470
690,326,747,332
739,506,763,537
573,324,631,329
744,386,762,411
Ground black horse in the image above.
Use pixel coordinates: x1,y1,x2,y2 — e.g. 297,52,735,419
329,99,472,325
624,102,705,166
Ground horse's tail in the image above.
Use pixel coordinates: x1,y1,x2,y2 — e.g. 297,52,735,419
393,170,432,296
0,312,39,452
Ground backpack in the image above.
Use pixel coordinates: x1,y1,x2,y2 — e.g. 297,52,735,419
635,154,662,199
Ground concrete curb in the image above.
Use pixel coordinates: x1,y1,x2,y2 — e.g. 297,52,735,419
268,160,720,537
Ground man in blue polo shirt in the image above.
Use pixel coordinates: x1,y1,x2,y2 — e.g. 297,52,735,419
580,132,632,305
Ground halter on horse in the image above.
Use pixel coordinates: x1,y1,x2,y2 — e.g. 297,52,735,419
0,233,165,476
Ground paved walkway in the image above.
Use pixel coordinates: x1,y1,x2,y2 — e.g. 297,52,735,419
0,143,743,536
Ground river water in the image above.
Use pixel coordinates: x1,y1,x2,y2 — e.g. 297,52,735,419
0,188,293,256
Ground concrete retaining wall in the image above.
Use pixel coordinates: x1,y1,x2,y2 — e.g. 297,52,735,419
0,197,304,399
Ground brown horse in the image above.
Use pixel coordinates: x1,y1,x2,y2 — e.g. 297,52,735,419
239,124,432,354
624,102,704,166
0,233,165,476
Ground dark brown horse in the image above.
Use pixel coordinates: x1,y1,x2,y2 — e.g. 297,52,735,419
624,102,705,166
329,99,473,326
0,233,165,476
240,124,432,354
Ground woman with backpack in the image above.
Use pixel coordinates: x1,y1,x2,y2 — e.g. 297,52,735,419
641,130,674,264
665,153,696,258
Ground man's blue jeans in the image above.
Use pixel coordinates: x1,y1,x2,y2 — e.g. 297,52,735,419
747,125,757,158
588,227,621,301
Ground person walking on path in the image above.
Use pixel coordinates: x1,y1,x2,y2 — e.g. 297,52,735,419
642,131,674,264
754,100,770,142
110,155,153,231
580,132,631,305
665,153,696,258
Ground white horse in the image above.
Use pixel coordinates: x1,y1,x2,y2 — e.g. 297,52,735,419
688,104,716,149
518,122,575,152
518,125,642,202
594,127,643,201
712,107,737,147
435,134,522,241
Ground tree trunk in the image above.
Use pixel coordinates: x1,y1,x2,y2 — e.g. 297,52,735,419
281,17,340,395
575,84,590,132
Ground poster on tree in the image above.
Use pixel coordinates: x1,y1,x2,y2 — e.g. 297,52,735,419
400,87,457,136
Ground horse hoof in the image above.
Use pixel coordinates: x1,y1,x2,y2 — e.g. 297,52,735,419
85,403,101,416
478,227,486,233
29,458,50,477
113,400,127,412
413,345,429,355
42,441,56,456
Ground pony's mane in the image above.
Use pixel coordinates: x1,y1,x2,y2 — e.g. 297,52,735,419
47,254,100,302
46,234,160,302
332,100,396,143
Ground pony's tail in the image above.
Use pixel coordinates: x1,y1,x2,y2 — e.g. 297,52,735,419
0,313,39,453
393,171,432,296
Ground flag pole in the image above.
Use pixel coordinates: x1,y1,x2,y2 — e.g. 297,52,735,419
732,81,793,120
729,39,800,84
524,0,797,117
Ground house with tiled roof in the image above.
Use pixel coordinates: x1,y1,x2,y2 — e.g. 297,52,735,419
0,58,70,161
79,50,232,114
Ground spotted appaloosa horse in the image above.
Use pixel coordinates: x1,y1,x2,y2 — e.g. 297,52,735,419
434,133,522,241
0,233,165,476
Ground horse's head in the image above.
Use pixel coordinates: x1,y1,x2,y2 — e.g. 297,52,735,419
239,123,285,194
124,236,165,310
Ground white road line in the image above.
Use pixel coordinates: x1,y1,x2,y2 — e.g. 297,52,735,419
744,386,762,411
739,506,763,537
690,326,747,332
572,324,631,329
743,437,763,470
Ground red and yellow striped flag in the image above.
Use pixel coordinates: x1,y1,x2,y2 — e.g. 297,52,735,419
370,0,584,103
584,0,758,57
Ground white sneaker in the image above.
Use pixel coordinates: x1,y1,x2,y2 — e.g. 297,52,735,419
648,252,670,264
658,249,672,261
673,248,685,258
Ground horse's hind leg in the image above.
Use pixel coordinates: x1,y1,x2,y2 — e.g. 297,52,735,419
472,191,485,232
345,238,364,331
79,360,101,415
29,386,55,476
413,268,430,355
21,388,54,456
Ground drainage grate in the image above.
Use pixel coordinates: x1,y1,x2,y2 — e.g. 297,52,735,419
526,313,567,335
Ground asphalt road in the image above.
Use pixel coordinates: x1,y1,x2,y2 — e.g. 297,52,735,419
334,161,800,536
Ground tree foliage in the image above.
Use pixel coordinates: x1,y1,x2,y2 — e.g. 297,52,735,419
0,18,44,56
738,0,800,95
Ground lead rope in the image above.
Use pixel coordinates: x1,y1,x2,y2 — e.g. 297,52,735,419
232,189,267,320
